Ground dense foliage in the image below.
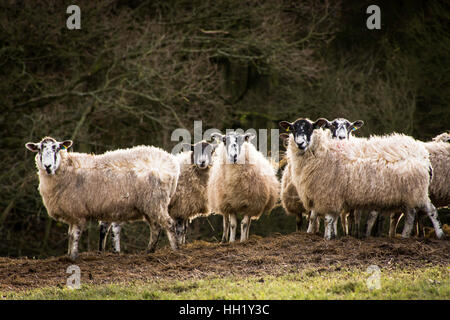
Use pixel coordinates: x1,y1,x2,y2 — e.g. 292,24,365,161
0,0,448,257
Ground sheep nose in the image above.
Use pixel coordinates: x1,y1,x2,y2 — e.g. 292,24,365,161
233,155,237,162
44,165,52,173
338,136,346,140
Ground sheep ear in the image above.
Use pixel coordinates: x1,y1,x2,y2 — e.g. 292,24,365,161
211,133,224,143
59,140,73,150
181,143,194,152
244,133,255,142
313,118,330,129
25,142,40,152
279,121,293,132
350,120,364,131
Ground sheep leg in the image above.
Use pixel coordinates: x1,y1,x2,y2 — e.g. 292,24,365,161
324,213,336,240
365,210,379,237
98,221,110,251
183,220,188,245
68,224,73,256
221,215,230,243
333,216,339,237
307,211,318,234
353,209,361,238
153,206,179,251
111,222,122,253
389,212,401,238
174,218,186,246
422,202,445,239
314,216,320,233
374,212,385,237
347,211,353,236
240,215,250,242
415,210,426,237
246,218,251,240
146,219,162,253
69,224,83,261
229,213,237,243
295,212,303,231
401,208,416,238
340,212,348,236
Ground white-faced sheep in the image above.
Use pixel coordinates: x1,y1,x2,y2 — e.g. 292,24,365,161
367,131,450,237
279,118,445,240
25,137,181,260
99,140,216,252
279,118,364,236
208,132,280,243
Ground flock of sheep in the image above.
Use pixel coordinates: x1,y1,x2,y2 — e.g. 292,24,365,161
25,117,449,260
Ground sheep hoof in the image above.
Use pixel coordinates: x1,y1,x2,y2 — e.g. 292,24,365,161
436,231,446,240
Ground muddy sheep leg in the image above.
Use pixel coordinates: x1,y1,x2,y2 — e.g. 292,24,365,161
111,222,122,253
307,211,318,234
229,213,237,243
221,214,230,243
146,218,162,253
333,216,339,237
389,212,401,238
246,218,251,240
401,208,416,238
353,210,362,238
324,213,337,240
366,210,379,237
68,224,73,256
240,215,250,242
69,223,84,261
98,221,110,252
341,211,348,236
183,220,188,245
423,202,445,239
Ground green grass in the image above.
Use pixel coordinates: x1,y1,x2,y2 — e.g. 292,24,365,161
2,266,449,300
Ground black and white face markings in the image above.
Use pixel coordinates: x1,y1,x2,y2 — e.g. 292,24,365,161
325,118,364,140
211,132,255,164
191,141,215,169
25,137,73,175
279,118,328,151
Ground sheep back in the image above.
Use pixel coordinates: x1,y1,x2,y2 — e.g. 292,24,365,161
288,129,431,215
37,146,179,225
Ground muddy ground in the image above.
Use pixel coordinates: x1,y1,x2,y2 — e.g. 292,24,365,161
0,232,449,291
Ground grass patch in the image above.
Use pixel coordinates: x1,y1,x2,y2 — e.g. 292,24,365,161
1,266,449,300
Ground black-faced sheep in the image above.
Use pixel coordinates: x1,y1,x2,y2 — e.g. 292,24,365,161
279,118,364,236
279,118,445,240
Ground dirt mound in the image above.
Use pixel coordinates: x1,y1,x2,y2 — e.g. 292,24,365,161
1,232,449,291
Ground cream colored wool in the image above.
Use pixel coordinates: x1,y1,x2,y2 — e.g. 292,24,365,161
384,136,450,237
280,162,305,216
34,144,180,257
169,150,211,220
432,132,450,143
424,140,450,207
287,128,432,221
208,141,280,241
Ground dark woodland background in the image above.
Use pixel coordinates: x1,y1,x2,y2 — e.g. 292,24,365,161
0,0,449,257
